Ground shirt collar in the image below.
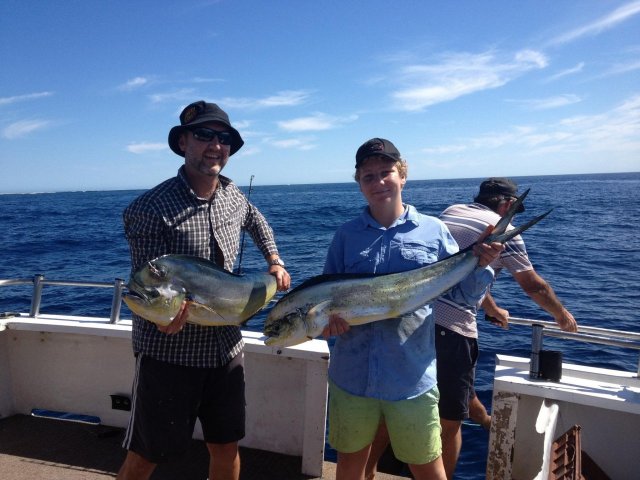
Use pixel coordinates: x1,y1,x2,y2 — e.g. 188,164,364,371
358,204,419,229
470,202,494,212
404,204,421,224
177,166,232,201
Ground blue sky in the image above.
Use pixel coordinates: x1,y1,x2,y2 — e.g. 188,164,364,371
1,1,639,193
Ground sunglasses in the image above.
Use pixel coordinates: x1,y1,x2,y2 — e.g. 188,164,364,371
190,127,233,145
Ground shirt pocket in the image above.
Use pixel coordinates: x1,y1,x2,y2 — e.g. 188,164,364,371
345,247,378,274
398,240,440,267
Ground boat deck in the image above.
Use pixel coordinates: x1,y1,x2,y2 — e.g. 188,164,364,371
0,415,410,479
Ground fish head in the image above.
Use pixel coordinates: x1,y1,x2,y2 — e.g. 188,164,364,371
263,307,311,347
122,257,186,326
130,256,177,288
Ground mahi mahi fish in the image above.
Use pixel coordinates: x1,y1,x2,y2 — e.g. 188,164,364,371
263,189,550,347
123,254,277,327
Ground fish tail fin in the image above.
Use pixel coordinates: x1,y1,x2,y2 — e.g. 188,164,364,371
490,208,553,244
489,188,530,238
484,188,552,244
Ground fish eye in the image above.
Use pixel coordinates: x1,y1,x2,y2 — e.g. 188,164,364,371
283,311,302,324
148,262,166,279
265,323,280,335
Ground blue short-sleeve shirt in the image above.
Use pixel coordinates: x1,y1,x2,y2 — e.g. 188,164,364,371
324,204,493,401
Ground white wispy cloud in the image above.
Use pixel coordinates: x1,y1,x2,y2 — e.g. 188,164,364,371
2,119,51,139
233,120,252,130
220,90,312,110
557,95,640,149
545,62,585,82
601,59,640,77
235,145,261,157
277,113,358,131
267,137,317,150
509,94,582,111
126,142,167,154
118,77,149,91
549,1,640,45
421,144,468,155
192,77,225,83
425,94,640,156
148,89,197,104
0,92,53,106
390,50,548,111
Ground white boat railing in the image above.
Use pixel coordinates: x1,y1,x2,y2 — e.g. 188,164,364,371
506,316,640,376
2,276,639,375
1,275,126,323
0,274,330,476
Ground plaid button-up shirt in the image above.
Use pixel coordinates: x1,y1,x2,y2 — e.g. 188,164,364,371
123,167,279,367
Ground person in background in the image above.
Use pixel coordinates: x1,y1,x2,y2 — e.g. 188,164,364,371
117,101,290,480
322,139,504,480
365,177,578,480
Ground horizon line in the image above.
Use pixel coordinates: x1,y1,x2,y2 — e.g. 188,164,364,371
1,171,638,196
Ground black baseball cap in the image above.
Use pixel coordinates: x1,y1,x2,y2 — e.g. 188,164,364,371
477,177,525,212
168,101,244,156
355,138,401,168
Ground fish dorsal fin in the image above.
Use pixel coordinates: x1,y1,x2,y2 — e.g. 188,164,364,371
286,272,377,296
154,254,244,278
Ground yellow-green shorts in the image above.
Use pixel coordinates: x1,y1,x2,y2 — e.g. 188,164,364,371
328,381,442,465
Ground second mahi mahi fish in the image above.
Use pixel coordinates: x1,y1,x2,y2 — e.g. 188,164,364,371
263,189,549,347
124,254,277,327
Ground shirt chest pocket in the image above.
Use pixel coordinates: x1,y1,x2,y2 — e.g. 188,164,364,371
345,248,378,274
398,240,440,266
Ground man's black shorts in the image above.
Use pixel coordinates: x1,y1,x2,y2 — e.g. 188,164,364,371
122,353,246,463
435,325,478,421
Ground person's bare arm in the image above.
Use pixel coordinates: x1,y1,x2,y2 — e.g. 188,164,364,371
512,269,578,332
481,292,509,329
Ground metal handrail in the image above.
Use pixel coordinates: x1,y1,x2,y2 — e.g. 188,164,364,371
508,316,640,341
0,275,126,324
507,317,640,376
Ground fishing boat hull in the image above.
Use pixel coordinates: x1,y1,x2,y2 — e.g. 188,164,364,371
2,290,639,479
0,314,329,477
487,354,640,479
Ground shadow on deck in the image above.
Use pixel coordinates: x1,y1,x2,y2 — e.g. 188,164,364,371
0,415,409,479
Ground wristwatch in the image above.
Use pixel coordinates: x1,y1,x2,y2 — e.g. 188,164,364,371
268,257,285,268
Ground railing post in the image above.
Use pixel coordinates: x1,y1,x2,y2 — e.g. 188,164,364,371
110,278,125,324
530,324,544,379
30,274,45,317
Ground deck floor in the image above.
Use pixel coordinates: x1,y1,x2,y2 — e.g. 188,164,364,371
0,415,410,479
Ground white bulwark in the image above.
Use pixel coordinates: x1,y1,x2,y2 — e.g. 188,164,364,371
0,315,329,477
487,354,640,479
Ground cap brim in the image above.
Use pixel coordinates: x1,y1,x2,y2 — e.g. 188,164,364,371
355,152,400,168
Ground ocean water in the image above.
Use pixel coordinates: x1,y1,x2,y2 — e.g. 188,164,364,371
1,172,639,478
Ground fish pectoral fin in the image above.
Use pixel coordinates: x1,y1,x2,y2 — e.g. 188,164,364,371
184,302,230,326
306,300,332,319
306,300,333,334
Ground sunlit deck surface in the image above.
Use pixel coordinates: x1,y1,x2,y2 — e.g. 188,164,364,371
0,415,410,479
